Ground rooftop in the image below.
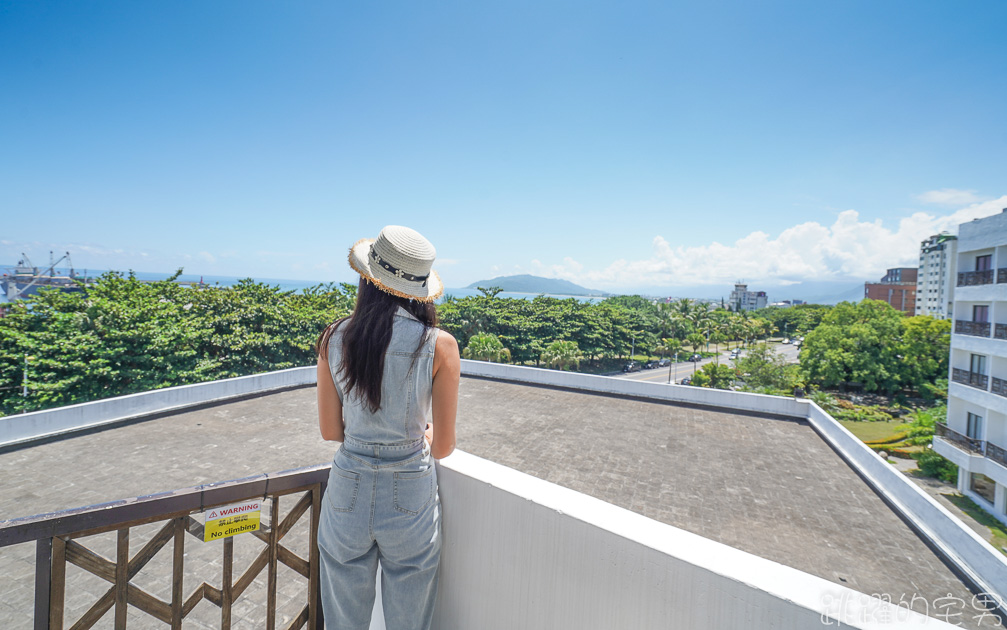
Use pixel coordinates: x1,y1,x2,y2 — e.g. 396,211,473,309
0,373,999,628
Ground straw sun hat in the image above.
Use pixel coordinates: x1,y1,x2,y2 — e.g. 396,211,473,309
348,226,444,303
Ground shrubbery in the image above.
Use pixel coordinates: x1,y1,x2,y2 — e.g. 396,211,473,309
916,449,958,483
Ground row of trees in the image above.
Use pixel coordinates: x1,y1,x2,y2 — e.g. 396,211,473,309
439,289,791,369
681,301,950,396
0,271,356,415
2,272,948,415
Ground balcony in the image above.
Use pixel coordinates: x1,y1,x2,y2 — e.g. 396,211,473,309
955,319,991,337
936,423,1007,471
1,365,1006,628
996,323,1007,340
0,455,985,630
988,442,1007,470
951,368,989,390
992,376,1007,398
935,422,984,454
999,268,1007,284
957,269,994,286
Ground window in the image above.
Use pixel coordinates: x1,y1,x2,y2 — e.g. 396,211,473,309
970,354,987,375
966,412,983,440
973,305,989,323
976,254,992,271
970,473,996,505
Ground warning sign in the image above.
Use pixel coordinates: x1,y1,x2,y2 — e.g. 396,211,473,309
204,500,261,542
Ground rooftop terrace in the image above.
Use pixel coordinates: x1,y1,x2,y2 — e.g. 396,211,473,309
1,366,1005,628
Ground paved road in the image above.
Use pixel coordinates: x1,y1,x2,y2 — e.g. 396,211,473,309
614,341,802,384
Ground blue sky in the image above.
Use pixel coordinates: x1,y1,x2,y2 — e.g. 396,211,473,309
2,1,1005,296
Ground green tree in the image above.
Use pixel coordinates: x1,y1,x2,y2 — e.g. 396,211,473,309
0,271,355,415
733,342,797,392
899,316,951,392
655,337,683,360
800,300,906,394
690,363,735,389
462,333,511,363
541,340,582,371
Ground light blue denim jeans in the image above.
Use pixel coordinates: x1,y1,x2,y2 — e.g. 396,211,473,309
318,436,441,630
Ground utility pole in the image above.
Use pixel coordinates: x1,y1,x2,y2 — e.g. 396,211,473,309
668,352,678,384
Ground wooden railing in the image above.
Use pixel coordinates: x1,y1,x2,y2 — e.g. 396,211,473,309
955,320,991,337
957,269,994,286
0,465,328,630
935,422,984,454
951,368,988,390
992,376,1007,398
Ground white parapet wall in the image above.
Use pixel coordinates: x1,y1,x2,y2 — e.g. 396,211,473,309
431,451,956,630
807,404,1007,607
0,366,316,449
460,359,810,418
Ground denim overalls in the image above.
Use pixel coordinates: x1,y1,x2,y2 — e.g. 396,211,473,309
319,307,441,630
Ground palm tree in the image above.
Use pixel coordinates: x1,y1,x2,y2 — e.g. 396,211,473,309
462,333,511,363
686,333,705,375
541,340,582,371
655,337,682,359
709,330,727,364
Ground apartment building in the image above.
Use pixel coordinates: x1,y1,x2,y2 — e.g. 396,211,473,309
934,209,1007,525
915,233,958,319
864,267,917,314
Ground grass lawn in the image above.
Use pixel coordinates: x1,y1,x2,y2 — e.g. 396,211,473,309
942,493,1007,556
839,419,905,444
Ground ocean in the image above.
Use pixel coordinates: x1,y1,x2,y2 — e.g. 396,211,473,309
0,266,605,304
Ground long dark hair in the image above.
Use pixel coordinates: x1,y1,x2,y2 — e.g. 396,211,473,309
316,278,438,412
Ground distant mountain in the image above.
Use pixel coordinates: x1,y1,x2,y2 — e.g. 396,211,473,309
465,274,610,297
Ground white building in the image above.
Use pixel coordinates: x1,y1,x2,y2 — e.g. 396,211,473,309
729,282,767,311
934,209,1007,525
915,233,958,319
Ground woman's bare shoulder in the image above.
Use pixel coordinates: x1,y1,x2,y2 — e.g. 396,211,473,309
434,329,459,356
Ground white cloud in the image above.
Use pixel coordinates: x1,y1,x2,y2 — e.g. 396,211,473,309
917,188,986,206
528,195,1007,289
197,251,216,264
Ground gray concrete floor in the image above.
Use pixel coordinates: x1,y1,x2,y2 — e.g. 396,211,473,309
0,379,1001,628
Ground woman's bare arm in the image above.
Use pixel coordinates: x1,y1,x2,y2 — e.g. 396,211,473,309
429,330,460,459
317,357,345,442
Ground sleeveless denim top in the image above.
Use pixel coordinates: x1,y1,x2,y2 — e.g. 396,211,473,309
326,306,438,446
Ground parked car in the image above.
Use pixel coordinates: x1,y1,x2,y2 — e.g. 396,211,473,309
644,360,660,369
680,377,692,385
782,338,791,344
658,358,671,367
688,354,702,362
622,361,642,373
729,350,739,359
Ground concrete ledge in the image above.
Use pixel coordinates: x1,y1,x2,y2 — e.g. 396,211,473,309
460,360,810,419
0,367,316,449
433,450,954,630
808,404,1007,609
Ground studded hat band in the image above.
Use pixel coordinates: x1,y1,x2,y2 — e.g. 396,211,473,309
370,246,430,286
